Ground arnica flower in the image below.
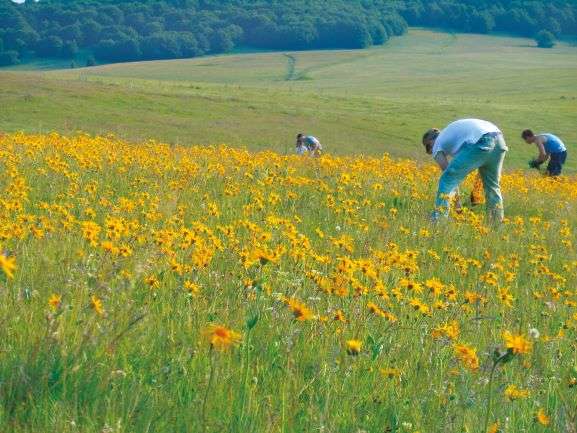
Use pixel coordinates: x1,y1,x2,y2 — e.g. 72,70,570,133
503,331,533,355
48,294,62,311
204,324,242,351
504,384,530,401
284,297,314,321
90,295,105,316
0,254,16,279
487,421,500,433
184,280,200,296
145,275,160,288
498,287,514,308
432,321,460,340
380,367,401,380
333,309,347,322
346,339,362,356
453,343,479,371
367,301,387,318
534,408,550,426
425,278,444,296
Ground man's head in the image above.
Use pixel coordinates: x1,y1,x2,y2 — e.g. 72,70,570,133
296,133,305,145
422,128,440,154
522,129,536,144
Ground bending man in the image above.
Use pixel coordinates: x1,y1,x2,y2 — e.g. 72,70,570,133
523,129,567,176
422,118,508,222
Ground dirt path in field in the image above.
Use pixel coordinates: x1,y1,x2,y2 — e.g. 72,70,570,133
284,54,298,81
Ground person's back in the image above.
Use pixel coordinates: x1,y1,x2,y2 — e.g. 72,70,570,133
305,136,321,151
540,133,566,154
433,119,501,158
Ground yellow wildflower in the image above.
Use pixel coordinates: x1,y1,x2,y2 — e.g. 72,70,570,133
204,324,242,351
90,295,104,316
535,408,550,426
0,254,16,279
504,384,529,401
346,339,362,356
48,294,62,311
503,331,533,355
453,343,479,371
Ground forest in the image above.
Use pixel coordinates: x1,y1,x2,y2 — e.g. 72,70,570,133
0,0,576,66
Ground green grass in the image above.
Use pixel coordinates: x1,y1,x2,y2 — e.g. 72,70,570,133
1,29,576,170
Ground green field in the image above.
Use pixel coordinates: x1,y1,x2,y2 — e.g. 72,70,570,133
2,28,577,433
1,29,576,169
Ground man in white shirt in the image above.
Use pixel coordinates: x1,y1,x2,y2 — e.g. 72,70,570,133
422,119,508,221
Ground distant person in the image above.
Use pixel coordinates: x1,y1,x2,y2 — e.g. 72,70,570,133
523,130,567,176
296,133,322,157
422,119,508,222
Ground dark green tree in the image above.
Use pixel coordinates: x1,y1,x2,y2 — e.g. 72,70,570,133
0,49,19,66
62,39,79,58
141,32,181,59
535,30,556,48
35,35,64,57
2,0,577,66
86,54,97,66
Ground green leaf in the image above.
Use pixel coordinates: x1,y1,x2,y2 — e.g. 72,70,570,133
367,334,383,360
246,313,259,330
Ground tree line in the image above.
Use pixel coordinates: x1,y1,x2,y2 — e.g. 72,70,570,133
400,0,576,38
0,0,575,67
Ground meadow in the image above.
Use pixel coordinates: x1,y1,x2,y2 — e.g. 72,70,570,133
1,131,576,433
1,30,576,169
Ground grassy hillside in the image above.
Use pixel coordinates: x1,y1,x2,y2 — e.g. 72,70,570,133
1,30,576,169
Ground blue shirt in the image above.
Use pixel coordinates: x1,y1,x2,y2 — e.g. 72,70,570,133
540,133,566,154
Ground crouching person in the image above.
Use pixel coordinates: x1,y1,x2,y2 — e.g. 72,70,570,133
522,129,567,176
422,119,508,222
296,133,322,157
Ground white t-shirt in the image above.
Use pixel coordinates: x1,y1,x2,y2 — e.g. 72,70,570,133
296,145,308,155
305,136,321,151
432,119,501,158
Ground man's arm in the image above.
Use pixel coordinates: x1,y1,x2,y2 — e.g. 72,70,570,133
433,151,463,210
535,140,549,163
433,151,449,171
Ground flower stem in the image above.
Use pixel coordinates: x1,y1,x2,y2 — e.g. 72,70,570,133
202,347,216,433
482,354,507,433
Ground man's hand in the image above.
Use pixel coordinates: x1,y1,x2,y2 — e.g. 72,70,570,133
529,159,543,169
454,192,463,214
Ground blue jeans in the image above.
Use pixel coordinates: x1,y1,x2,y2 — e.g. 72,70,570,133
547,151,567,176
434,133,508,221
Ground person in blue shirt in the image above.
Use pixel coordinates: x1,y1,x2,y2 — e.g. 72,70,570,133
523,130,568,176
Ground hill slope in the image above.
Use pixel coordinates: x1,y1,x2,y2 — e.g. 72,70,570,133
1,30,576,170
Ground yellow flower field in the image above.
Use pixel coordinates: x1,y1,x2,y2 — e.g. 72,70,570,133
1,132,576,433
